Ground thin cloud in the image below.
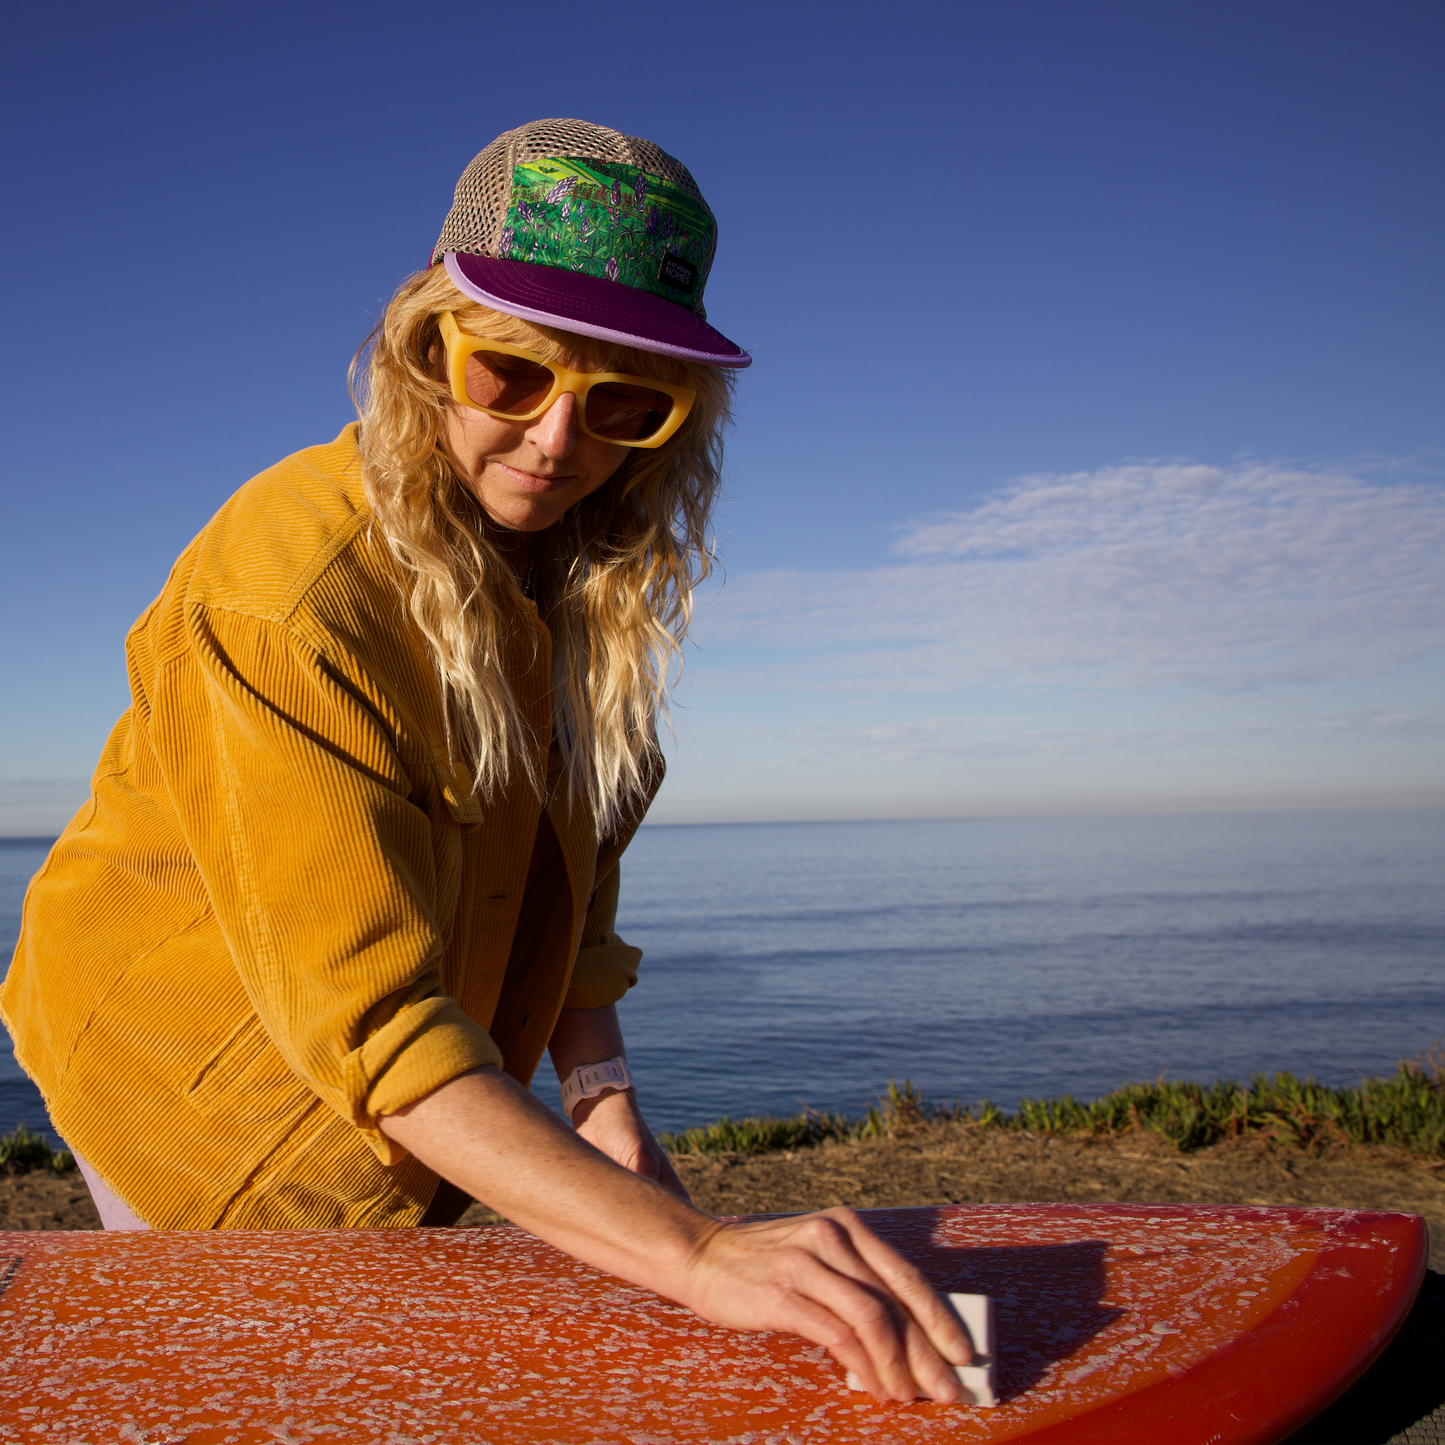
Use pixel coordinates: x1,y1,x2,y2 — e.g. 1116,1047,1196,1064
700,463,1445,694
797,701,1445,765
687,700,1445,757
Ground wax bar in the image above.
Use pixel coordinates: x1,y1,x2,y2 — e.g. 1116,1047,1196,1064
948,1291,997,1407
844,1292,996,1407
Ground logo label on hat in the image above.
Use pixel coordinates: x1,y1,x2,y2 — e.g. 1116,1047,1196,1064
498,158,714,311
657,253,697,294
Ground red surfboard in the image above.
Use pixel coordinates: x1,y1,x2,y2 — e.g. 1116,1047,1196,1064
0,1203,1425,1443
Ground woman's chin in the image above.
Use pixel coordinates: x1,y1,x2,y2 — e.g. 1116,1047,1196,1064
469,488,568,534
488,504,563,534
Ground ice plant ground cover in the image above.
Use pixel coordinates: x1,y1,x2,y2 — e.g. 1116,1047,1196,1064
5,1059,1441,1180
661,1054,1445,1160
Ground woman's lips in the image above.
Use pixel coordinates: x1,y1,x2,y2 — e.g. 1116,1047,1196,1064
496,462,575,492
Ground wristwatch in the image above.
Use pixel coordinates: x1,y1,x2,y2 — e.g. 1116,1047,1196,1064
559,1056,635,1120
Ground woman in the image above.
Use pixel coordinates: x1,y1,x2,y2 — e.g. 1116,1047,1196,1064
2,119,970,1402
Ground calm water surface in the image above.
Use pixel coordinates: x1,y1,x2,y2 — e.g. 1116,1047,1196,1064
4,811,1443,1141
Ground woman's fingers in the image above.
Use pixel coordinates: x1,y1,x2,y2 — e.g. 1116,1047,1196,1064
776,1235,963,1403
791,1255,944,1401
756,1280,900,1401
688,1242,904,1400
687,1211,968,1403
745,1209,973,1373
822,1209,974,1366
902,1307,969,1401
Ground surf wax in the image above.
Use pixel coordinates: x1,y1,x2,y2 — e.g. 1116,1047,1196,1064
845,1292,997,1407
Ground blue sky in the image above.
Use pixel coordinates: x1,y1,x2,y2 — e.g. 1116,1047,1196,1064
1,1,1441,832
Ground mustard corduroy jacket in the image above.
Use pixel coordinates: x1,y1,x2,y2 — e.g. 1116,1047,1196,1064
0,426,656,1229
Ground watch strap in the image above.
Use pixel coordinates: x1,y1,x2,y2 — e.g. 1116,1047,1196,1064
559,1056,635,1119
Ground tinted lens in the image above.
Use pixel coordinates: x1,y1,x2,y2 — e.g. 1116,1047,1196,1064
584,382,676,441
464,349,555,415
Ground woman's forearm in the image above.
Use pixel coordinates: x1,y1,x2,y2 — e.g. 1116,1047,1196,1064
547,1004,625,1080
380,1066,709,1285
547,1003,633,1129
544,1003,690,1198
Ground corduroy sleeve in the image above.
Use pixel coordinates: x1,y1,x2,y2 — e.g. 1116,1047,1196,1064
155,604,502,1164
564,863,644,1009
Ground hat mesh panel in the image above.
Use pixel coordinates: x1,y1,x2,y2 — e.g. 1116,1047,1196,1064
431,118,716,313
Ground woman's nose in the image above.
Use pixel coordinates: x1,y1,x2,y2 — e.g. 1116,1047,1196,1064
526,389,580,457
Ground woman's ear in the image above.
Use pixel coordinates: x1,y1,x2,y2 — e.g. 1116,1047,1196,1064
425,319,450,383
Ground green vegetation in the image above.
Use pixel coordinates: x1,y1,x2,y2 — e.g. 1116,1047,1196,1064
7,1049,1442,1173
658,1109,856,1156
659,1080,934,1155
0,1124,74,1176
661,1051,1445,1161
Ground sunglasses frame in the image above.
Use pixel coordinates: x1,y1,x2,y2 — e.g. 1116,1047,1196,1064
437,311,696,449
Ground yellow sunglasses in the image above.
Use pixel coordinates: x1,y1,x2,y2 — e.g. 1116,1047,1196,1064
438,311,696,449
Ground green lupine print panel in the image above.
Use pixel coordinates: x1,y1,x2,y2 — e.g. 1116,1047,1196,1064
500,158,714,309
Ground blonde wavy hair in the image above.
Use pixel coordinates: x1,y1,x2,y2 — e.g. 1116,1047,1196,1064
351,265,732,839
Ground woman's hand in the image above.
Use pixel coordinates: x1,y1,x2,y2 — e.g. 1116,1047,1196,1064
381,1067,971,1404
679,1208,973,1404
571,1087,690,1202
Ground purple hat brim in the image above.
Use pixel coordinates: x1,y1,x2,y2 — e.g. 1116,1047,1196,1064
443,253,751,369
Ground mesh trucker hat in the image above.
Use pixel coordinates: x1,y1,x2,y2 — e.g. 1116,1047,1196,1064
432,119,750,369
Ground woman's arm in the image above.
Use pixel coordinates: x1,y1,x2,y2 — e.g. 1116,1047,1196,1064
379,1067,972,1404
545,1004,689,1201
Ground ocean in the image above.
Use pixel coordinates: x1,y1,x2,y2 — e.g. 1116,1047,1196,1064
3,809,1443,1143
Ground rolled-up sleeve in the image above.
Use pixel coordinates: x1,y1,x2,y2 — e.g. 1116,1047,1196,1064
155,604,501,1163
564,863,644,1009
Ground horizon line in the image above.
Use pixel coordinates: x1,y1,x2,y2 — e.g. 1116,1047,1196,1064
4,795,1444,844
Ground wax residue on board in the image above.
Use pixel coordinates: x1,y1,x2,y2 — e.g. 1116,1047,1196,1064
0,1205,1402,1444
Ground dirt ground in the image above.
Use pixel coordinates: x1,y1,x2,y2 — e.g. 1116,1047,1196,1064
4,1122,1441,1271
0,1169,103,1231
660,1122,1445,1272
